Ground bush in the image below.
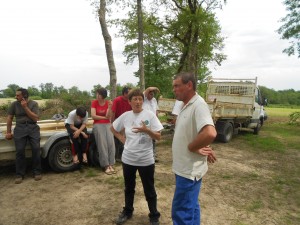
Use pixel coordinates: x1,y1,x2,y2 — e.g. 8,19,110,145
30,96,43,100
289,112,300,125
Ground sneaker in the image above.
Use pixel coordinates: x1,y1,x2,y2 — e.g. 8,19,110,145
115,211,132,225
34,174,42,181
15,176,23,184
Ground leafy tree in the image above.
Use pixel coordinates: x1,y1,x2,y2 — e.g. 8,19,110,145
28,85,41,97
118,11,177,97
278,0,300,58
40,83,54,99
155,0,227,83
3,84,20,97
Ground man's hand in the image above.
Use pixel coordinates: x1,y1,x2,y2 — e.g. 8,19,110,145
21,98,28,108
5,133,13,140
197,146,217,163
73,130,81,138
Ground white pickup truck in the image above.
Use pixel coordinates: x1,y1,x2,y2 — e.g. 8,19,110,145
0,118,99,172
158,77,267,143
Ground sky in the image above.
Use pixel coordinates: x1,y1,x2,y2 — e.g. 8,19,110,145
0,0,299,92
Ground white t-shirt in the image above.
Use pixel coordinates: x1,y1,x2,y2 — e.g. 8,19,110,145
113,109,163,166
172,94,214,180
65,109,88,126
142,95,159,115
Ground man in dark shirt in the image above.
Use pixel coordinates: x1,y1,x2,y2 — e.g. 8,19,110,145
6,88,42,184
111,87,132,160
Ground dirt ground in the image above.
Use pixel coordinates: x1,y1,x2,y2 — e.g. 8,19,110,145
0,133,297,225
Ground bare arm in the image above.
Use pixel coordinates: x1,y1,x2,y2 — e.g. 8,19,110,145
71,123,87,138
22,99,39,121
110,126,126,144
5,115,13,140
105,100,113,121
144,87,160,96
187,125,217,152
91,108,108,120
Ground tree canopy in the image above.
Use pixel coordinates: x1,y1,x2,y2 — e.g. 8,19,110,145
278,0,300,58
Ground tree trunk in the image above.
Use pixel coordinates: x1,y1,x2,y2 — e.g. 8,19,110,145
99,0,117,99
137,0,145,91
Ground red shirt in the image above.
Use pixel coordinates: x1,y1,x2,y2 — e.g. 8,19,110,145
112,96,132,120
91,100,110,124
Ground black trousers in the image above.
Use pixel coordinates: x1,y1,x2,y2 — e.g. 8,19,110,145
13,123,41,177
65,123,88,157
114,136,124,160
122,162,160,221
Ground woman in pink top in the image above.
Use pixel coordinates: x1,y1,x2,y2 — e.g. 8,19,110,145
91,88,116,175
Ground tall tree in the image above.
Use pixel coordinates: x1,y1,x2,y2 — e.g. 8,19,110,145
98,0,117,99
3,84,20,97
277,0,300,58
137,0,145,91
160,0,226,82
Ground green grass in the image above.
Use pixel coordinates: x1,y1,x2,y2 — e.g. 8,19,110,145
265,107,300,118
231,107,300,224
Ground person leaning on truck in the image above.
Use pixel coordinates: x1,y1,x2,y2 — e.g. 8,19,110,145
171,72,217,225
5,88,42,184
65,107,89,164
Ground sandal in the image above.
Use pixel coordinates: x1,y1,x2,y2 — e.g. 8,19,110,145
109,166,116,174
82,153,88,164
73,159,80,164
104,166,112,175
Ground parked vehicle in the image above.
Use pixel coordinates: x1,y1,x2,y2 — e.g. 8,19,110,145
158,77,267,143
0,118,99,172
206,77,266,142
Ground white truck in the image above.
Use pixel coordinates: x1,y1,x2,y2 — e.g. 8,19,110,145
158,77,266,143
0,118,99,172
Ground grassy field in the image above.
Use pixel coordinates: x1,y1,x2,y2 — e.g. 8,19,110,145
0,98,48,107
233,106,300,224
266,106,300,118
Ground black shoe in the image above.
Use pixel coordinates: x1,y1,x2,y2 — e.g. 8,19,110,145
15,176,24,184
150,219,160,225
115,211,132,225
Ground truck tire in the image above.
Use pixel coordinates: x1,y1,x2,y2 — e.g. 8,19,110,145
218,122,234,143
253,120,261,135
48,139,78,172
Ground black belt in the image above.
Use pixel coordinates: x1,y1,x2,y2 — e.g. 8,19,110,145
18,121,37,125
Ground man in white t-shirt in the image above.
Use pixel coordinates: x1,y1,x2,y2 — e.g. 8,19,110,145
171,72,217,225
142,87,159,116
142,86,160,162
65,107,89,164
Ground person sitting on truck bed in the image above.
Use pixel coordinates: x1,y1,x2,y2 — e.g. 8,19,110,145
65,107,89,164
6,88,42,184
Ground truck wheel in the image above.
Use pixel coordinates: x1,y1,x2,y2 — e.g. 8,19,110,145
88,141,100,167
218,122,234,143
253,120,261,135
48,139,78,172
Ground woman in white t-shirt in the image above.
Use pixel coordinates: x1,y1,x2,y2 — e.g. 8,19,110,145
111,89,163,225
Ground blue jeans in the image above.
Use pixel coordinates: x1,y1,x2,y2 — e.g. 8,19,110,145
172,175,202,225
